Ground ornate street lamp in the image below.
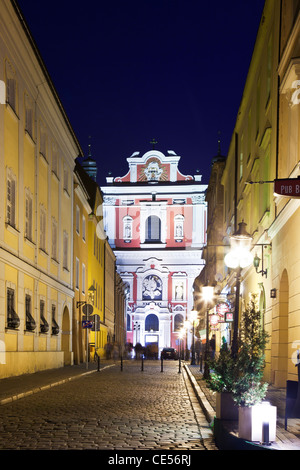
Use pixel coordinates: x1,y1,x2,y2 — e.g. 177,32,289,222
202,285,214,379
224,221,253,357
189,309,198,365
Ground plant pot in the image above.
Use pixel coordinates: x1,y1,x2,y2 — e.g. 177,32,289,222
216,392,239,420
238,402,277,442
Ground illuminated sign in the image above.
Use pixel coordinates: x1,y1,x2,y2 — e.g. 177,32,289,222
274,178,300,198
225,312,234,322
216,302,230,317
209,314,219,326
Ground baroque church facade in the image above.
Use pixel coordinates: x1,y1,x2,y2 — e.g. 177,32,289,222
101,148,207,356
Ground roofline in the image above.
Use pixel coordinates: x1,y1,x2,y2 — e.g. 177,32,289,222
11,0,84,157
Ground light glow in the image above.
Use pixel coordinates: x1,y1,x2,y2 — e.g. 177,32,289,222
202,285,214,302
224,247,254,269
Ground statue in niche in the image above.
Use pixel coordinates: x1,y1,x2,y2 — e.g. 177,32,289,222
175,283,184,300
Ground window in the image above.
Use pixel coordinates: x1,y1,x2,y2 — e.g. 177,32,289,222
24,93,33,138
123,216,133,241
82,216,86,241
266,35,272,103
25,294,36,331
145,215,161,242
51,218,58,260
75,258,79,289
82,264,86,294
51,304,59,335
6,169,16,228
39,207,46,251
174,215,184,241
127,313,132,331
25,189,33,241
40,300,49,333
7,287,20,329
76,206,80,234
5,60,17,112
39,123,47,159
52,144,58,176
63,165,69,194
174,314,184,331
63,231,69,270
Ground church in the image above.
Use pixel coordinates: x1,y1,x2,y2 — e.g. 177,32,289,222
101,147,207,356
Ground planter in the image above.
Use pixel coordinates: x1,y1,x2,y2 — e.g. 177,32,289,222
238,402,277,443
216,392,239,420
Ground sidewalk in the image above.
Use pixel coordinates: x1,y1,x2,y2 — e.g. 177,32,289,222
185,364,300,450
0,359,116,405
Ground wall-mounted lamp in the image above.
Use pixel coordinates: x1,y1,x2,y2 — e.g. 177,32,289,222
76,285,96,308
253,245,269,278
270,288,277,299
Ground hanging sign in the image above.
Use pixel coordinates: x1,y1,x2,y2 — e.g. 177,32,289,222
274,178,300,198
216,302,230,317
225,312,234,322
209,314,219,327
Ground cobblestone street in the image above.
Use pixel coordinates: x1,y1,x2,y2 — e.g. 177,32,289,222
0,361,217,452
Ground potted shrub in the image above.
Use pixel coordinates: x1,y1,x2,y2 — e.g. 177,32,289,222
206,343,239,420
232,296,276,442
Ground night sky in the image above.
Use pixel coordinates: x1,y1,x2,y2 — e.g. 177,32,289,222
17,0,265,186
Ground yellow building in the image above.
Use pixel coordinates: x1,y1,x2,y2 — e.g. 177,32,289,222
201,0,281,383
73,162,92,364
0,0,83,378
270,0,300,386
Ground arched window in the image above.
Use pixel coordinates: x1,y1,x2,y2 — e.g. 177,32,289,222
145,314,159,332
145,215,161,242
174,313,184,331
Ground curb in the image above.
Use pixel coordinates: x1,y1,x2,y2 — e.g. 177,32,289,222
183,364,215,424
183,364,276,451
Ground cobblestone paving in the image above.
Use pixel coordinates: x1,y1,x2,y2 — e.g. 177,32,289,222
0,361,217,451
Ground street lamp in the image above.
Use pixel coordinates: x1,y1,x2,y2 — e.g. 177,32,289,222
76,285,96,369
202,285,214,379
189,309,198,365
224,221,253,357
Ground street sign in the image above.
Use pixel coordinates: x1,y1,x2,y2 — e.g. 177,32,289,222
82,321,93,329
274,178,300,198
82,303,94,315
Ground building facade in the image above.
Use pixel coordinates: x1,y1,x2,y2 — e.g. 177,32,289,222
0,0,83,377
201,0,300,389
101,149,207,356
